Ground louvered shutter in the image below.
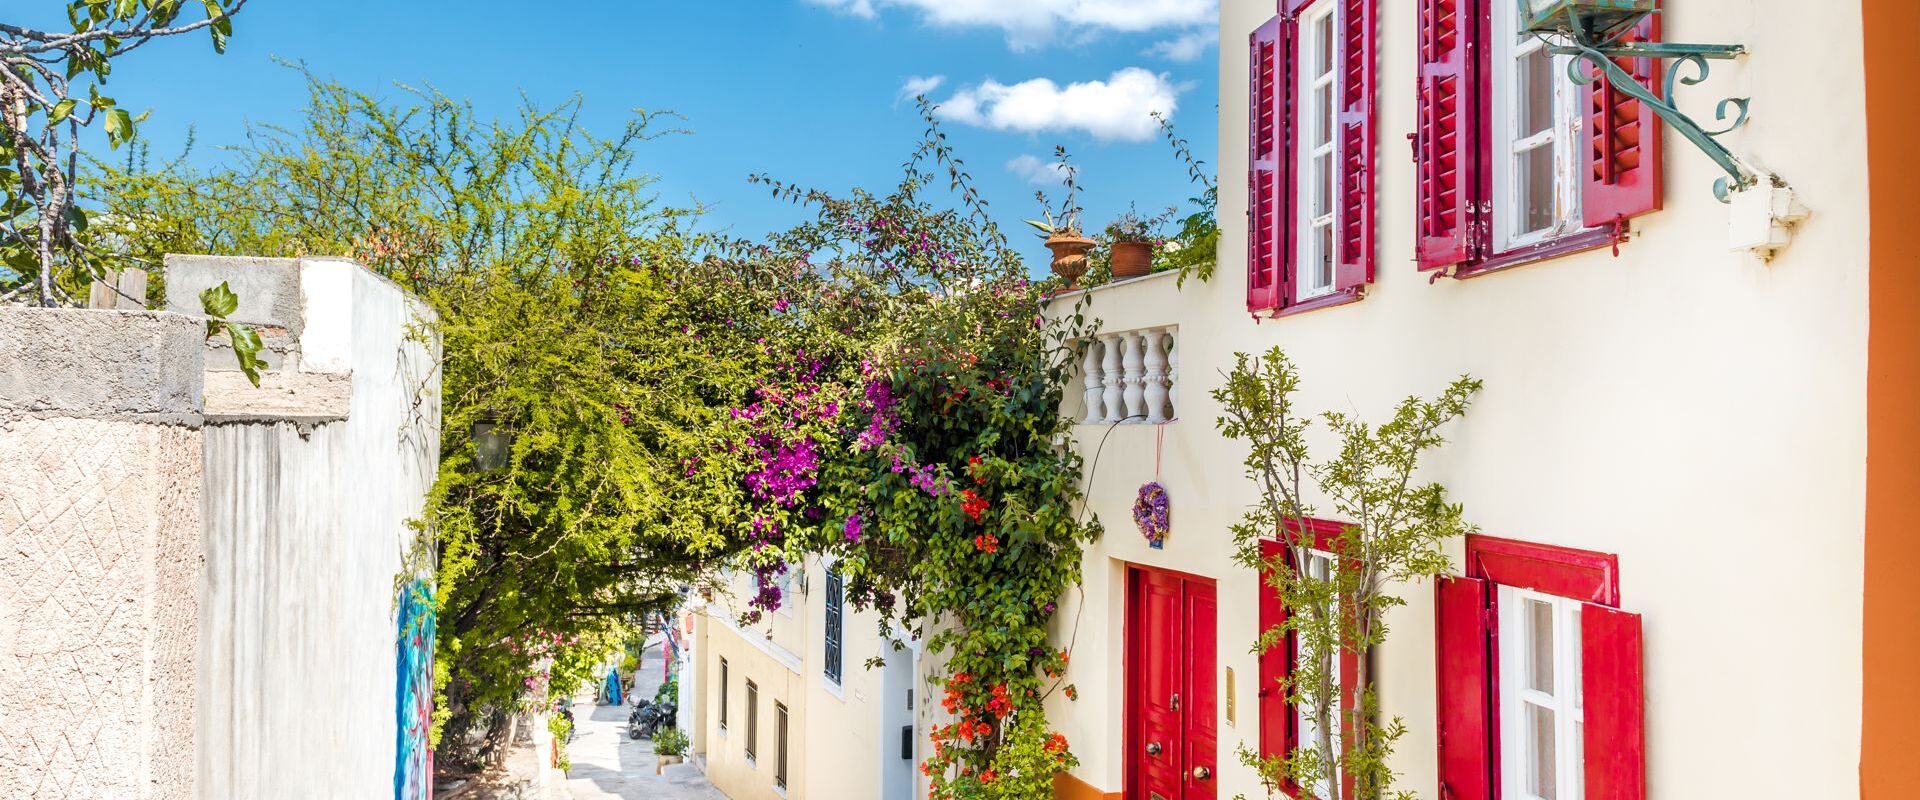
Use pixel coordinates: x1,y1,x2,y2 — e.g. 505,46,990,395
1248,17,1284,312
1415,0,1482,271
1333,0,1377,291
1582,604,1647,800
1257,538,1293,761
1581,14,1663,227
1435,576,1492,800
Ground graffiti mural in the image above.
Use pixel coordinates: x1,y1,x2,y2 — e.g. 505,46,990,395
395,579,435,800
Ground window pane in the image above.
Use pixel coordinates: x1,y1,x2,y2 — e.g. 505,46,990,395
1528,703,1557,799
1527,598,1555,693
1520,47,1554,138
1570,604,1583,708
1520,145,1556,236
1316,13,1335,77
1314,153,1333,216
1316,84,1334,147
1317,226,1335,289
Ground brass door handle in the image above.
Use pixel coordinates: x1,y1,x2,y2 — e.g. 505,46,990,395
1146,741,1162,756
1192,766,1212,781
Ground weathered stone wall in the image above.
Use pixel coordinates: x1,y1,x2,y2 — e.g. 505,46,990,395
0,309,205,800
168,257,440,800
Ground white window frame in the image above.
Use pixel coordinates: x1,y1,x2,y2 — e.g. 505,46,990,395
1294,548,1341,800
1295,0,1340,302
1490,0,1584,250
1497,586,1585,800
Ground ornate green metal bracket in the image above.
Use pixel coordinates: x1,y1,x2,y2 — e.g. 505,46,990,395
1532,13,1756,201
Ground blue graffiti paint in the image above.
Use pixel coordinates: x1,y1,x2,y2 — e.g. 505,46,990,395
395,579,435,800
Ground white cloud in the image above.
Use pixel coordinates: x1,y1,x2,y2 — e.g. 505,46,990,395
934,67,1179,142
1006,154,1078,186
1146,28,1215,61
805,0,1217,50
898,75,947,103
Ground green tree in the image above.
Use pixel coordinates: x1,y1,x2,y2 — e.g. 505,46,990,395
0,0,246,306
1214,348,1480,800
91,73,768,766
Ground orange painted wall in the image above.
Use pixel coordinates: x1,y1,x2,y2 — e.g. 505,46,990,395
1861,0,1920,796
1053,771,1122,800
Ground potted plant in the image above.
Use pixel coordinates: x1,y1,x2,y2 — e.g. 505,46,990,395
1025,147,1095,288
653,726,689,772
1106,211,1155,280
1027,211,1094,287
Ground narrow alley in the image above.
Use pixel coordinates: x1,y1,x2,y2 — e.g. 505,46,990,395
562,638,725,800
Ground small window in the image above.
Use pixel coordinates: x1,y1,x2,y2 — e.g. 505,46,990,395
1491,0,1585,250
1294,549,1341,800
718,658,729,732
775,702,790,789
1497,587,1585,800
745,680,759,763
824,569,844,684
1295,0,1340,302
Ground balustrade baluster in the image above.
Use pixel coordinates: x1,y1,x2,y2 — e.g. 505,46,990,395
1100,334,1124,423
1121,334,1146,421
1143,329,1169,424
1081,340,1105,424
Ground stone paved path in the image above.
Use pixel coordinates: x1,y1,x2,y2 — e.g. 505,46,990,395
562,638,726,800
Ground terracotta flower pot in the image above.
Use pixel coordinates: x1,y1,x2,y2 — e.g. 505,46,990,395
1110,240,1153,279
1045,235,1097,287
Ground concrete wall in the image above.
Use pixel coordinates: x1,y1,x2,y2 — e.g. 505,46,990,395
170,257,440,800
1044,1,1872,797
0,308,207,800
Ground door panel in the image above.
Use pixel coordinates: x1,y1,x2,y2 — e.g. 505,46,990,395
1137,570,1185,800
1183,581,1219,799
1128,567,1218,800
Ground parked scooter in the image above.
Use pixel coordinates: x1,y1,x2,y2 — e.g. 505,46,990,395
627,700,676,739
627,699,652,740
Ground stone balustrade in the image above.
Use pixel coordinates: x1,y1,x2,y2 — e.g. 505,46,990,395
1079,326,1179,424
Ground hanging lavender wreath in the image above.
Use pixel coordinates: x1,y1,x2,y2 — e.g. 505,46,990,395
1134,481,1170,549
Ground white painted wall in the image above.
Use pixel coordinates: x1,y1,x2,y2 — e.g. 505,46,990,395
194,259,440,799
1045,1,1871,797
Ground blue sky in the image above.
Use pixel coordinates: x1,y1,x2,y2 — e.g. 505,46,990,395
73,1,1222,269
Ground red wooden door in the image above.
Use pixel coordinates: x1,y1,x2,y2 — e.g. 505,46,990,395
1129,567,1218,800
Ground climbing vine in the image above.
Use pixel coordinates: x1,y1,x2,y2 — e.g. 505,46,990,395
701,104,1101,797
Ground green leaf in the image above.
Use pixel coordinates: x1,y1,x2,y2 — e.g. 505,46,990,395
227,322,265,387
104,108,134,147
198,280,239,319
202,0,229,53
47,99,75,124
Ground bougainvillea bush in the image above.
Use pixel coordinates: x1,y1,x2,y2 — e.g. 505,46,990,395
699,107,1103,797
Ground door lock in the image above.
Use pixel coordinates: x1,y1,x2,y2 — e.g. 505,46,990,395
1192,766,1212,781
1146,741,1162,756
1170,692,1180,710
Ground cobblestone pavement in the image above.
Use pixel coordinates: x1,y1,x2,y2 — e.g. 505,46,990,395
562,638,726,800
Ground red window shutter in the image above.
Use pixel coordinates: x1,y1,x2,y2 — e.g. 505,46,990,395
1257,537,1293,761
1581,14,1663,228
1333,0,1377,292
1248,17,1284,312
1435,576,1492,800
1582,604,1647,800
1415,0,1482,271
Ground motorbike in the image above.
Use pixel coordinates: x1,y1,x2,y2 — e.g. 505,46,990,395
627,700,651,740
627,699,676,739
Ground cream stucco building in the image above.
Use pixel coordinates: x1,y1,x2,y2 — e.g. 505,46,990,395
682,1,1920,798
1043,1,1919,799
683,562,923,800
